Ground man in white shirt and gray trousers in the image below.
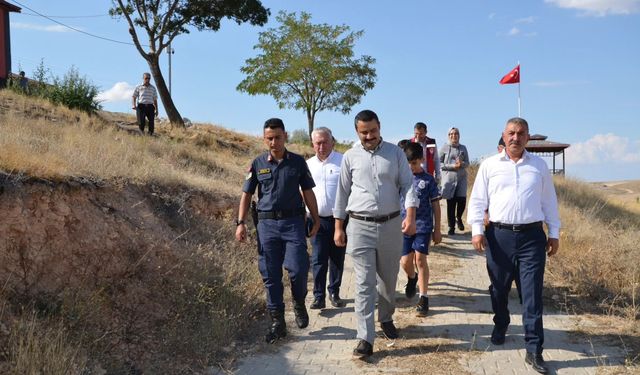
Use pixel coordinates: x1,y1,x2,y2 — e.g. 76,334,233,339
334,109,418,358
468,117,560,374
306,127,347,309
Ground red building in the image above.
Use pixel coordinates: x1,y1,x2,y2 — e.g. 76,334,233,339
0,0,21,88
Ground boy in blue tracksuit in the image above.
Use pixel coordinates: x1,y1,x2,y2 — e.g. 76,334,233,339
399,142,442,316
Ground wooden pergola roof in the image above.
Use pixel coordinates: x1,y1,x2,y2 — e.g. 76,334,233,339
526,134,570,154
525,134,570,175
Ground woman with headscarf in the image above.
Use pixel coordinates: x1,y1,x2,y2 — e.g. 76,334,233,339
440,127,470,235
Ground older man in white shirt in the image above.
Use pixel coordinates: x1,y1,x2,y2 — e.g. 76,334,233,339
468,117,560,374
306,127,346,310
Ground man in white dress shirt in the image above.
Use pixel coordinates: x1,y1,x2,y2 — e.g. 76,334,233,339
467,117,560,374
306,127,346,310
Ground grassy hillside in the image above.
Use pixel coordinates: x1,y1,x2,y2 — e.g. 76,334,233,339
0,90,319,373
2,89,638,371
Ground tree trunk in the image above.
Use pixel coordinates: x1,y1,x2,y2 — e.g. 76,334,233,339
307,109,315,142
147,56,184,128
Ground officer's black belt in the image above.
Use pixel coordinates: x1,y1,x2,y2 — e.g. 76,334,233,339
257,208,306,220
490,221,542,232
348,211,400,223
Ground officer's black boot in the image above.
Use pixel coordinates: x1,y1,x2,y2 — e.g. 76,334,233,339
265,310,286,344
293,300,309,329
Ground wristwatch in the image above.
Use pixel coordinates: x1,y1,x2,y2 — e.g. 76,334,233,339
235,219,245,226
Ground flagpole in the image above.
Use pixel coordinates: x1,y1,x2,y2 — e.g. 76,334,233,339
517,61,521,117
518,82,521,117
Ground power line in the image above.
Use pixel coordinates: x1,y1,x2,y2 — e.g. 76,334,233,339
9,0,137,46
20,12,109,19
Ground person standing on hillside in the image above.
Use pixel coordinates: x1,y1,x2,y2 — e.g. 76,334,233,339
235,118,321,344
18,71,28,93
334,109,418,358
132,72,158,136
411,122,441,184
440,127,470,235
468,117,560,374
306,127,346,310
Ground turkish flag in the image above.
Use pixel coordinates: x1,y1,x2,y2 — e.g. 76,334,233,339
499,64,520,84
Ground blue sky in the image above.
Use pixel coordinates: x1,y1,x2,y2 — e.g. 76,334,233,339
7,0,640,182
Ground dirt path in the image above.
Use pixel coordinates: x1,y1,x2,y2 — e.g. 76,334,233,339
229,221,629,374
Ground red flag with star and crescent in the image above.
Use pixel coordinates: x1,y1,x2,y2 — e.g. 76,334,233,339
499,64,520,85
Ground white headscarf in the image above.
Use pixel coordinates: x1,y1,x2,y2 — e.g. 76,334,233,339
448,127,460,146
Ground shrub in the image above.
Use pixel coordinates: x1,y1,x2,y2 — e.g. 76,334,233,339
8,61,101,114
48,66,101,113
289,128,310,146
30,59,52,98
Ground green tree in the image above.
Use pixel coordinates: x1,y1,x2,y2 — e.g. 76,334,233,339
237,11,376,139
110,0,269,127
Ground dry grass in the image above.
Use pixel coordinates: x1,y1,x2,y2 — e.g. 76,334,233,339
0,90,267,197
0,90,300,372
550,177,640,321
4,314,87,375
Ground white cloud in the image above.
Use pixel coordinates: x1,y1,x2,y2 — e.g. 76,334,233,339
97,82,135,103
566,133,640,165
10,22,74,33
501,27,537,37
545,0,640,16
532,80,590,87
515,16,536,23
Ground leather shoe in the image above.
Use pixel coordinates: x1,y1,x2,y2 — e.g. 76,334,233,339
293,301,309,329
457,219,465,231
265,310,286,344
448,228,455,235
525,352,549,374
353,339,373,358
381,321,399,339
329,293,346,308
490,326,507,345
310,297,325,310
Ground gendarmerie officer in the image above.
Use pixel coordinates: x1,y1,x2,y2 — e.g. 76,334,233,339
235,118,321,344
468,117,560,374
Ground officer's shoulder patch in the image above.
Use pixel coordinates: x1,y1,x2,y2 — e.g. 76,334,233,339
258,168,271,175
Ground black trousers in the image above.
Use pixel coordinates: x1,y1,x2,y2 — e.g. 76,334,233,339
136,103,155,134
486,224,547,354
446,196,466,229
310,216,346,299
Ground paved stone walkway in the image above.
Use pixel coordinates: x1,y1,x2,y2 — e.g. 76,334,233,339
232,220,628,374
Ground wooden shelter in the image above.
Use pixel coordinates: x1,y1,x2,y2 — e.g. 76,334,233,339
0,0,21,88
525,134,570,175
